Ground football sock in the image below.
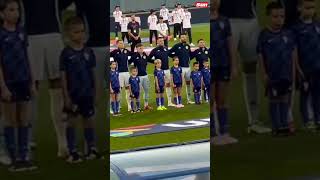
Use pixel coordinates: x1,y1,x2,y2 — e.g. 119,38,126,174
130,101,134,111
186,85,192,101
111,102,116,113
49,89,67,151
300,90,310,125
156,98,160,107
84,128,95,151
312,88,320,123
279,102,289,128
125,90,131,110
269,102,280,130
116,101,120,113
66,127,76,153
243,73,259,125
161,97,165,106
178,96,182,105
18,126,29,161
210,112,216,137
174,97,178,105
4,126,15,161
136,101,141,109
166,87,172,104
217,108,228,135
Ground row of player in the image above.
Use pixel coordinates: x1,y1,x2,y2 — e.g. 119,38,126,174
0,0,102,171
110,36,210,116
113,3,194,48
211,0,320,145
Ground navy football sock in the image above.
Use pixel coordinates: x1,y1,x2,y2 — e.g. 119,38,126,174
136,101,140,109
300,91,310,125
156,98,160,107
174,97,178,105
161,97,164,106
18,126,29,161
4,126,15,161
178,96,182,105
279,102,289,129
217,108,228,135
269,102,280,130
111,102,116,113
84,128,95,151
115,101,120,113
66,127,76,153
130,101,134,111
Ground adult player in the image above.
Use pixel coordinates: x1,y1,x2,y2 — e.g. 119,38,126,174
182,8,194,46
160,4,170,36
219,0,271,134
191,39,210,70
148,9,158,47
128,14,141,52
149,38,175,107
172,5,182,41
113,5,122,40
156,16,169,47
120,15,130,44
169,34,194,104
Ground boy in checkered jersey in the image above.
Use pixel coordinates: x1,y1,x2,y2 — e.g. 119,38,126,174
190,62,203,104
128,67,142,113
171,56,184,108
154,59,168,111
110,61,121,116
258,2,296,136
292,0,320,130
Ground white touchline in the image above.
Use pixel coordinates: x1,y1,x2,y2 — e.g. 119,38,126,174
163,120,208,128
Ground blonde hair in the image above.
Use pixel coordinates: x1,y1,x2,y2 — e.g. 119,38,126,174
154,59,162,64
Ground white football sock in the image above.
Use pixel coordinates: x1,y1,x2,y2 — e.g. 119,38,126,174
243,73,259,126
166,87,172,104
186,85,192,102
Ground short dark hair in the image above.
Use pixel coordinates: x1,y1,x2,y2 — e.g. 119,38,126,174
0,0,18,11
203,59,209,63
298,0,315,6
172,56,179,61
110,61,117,65
64,16,84,33
193,62,199,66
159,16,164,19
266,2,284,16
116,39,123,44
135,43,144,48
197,39,204,43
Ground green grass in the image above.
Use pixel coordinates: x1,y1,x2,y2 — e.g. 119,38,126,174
214,1,320,180
110,23,210,151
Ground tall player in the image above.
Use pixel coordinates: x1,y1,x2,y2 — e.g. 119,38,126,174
120,15,130,44
148,9,158,47
160,4,170,36
182,8,194,46
157,17,169,47
128,14,141,52
172,5,182,41
191,39,210,70
169,34,194,104
149,38,175,107
113,5,122,40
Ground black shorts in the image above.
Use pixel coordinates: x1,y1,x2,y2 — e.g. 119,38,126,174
112,87,120,94
68,96,95,118
266,80,293,97
131,92,140,99
212,67,230,82
174,83,182,88
155,86,164,93
3,81,31,102
193,87,201,93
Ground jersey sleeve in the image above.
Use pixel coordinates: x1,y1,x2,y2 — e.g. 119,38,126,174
147,16,151,24
168,45,177,57
88,49,96,68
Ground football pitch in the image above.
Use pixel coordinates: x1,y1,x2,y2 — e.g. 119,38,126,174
110,23,211,151
214,1,320,180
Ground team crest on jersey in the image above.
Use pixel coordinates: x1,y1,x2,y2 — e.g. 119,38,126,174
219,22,225,30
178,47,181,49
124,49,127,54
84,52,90,61
316,26,320,34
19,33,24,41
186,46,189,50
205,51,208,54
143,55,146,59
282,36,288,44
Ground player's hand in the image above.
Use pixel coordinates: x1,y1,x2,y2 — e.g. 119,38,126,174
173,84,176,88
110,88,114,94
1,85,11,102
156,86,160,92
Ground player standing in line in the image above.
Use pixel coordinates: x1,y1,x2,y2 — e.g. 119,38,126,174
182,8,194,46
154,59,168,111
110,61,121,117
157,16,169,47
172,5,182,41
129,43,153,110
148,9,158,47
128,67,141,113
120,15,130,44
190,62,203,104
191,39,210,70
171,57,184,108
258,2,296,136
128,14,141,52
110,40,132,112
177,3,184,33
211,0,238,145
60,17,101,163
113,5,122,40
292,0,320,130
160,4,170,36
169,34,194,104
0,0,37,171
202,59,211,103
149,38,175,107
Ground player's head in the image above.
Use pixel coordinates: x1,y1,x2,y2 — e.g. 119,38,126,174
130,66,138,76
161,4,166,8
150,9,156,15
173,56,179,65
298,0,316,19
212,0,221,11
180,34,187,43
115,5,120,11
110,61,117,70
193,62,199,70
131,14,136,21
197,39,205,48
157,37,165,46
64,16,86,45
159,16,164,23
184,6,188,12
177,3,182,8
116,40,124,49
155,59,162,69
0,0,20,25
203,59,209,68
136,43,144,53
266,2,285,31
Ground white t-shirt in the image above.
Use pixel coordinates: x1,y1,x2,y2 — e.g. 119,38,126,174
160,8,169,21
172,10,182,24
182,11,192,29
177,8,184,19
120,17,129,32
113,10,122,23
156,23,168,37
148,15,158,30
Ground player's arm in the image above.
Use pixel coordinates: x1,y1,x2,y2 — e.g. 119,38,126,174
148,49,156,63
168,45,177,58
0,51,11,101
110,82,114,94
292,47,299,84
170,69,175,87
128,24,135,39
148,16,151,28
155,76,159,90
258,54,268,86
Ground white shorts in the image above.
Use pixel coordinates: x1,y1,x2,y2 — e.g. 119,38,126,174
28,33,64,81
164,69,171,84
230,18,260,63
182,67,191,81
119,72,130,88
